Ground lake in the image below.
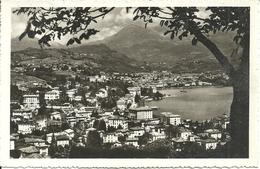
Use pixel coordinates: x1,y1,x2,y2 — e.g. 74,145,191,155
146,87,233,121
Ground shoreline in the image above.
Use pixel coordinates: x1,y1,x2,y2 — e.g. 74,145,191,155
157,85,232,91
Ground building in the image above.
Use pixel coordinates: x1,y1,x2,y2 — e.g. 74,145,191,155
127,87,141,97
129,127,145,138
204,129,222,140
23,137,46,147
129,106,153,120
66,89,77,101
177,128,192,141
10,136,15,150
161,112,181,126
23,94,40,109
64,129,75,139
19,146,40,158
74,95,82,102
56,135,70,147
46,132,64,143
116,99,126,110
38,144,49,157
150,132,166,142
50,111,62,121
44,89,60,101
200,138,218,150
125,137,139,147
17,122,35,134
102,133,118,144
107,116,128,130
12,109,32,120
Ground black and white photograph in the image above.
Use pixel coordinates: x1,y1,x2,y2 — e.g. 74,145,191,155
8,6,251,159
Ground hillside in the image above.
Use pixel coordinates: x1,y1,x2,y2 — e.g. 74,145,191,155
11,44,140,73
11,24,239,73
99,24,237,73
11,36,64,52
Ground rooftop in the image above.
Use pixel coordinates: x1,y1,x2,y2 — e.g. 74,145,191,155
19,146,39,154
204,129,221,134
130,126,144,131
24,138,45,143
130,106,152,111
161,112,180,118
56,135,70,141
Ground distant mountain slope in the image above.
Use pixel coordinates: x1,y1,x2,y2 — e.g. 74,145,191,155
98,24,237,73
11,36,64,52
11,24,238,73
11,44,140,72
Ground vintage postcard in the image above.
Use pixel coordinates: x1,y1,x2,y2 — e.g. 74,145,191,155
0,0,259,168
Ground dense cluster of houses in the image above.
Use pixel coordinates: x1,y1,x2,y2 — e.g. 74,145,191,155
10,69,231,158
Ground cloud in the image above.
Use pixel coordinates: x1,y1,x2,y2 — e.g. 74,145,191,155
11,13,27,38
11,7,210,44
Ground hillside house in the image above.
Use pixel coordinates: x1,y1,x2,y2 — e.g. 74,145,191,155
107,116,128,130
44,89,60,101
23,94,40,109
129,106,153,120
161,112,181,126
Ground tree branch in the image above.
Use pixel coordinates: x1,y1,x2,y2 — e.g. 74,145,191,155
192,28,235,76
92,8,115,19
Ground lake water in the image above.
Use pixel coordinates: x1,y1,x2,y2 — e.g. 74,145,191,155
146,87,233,121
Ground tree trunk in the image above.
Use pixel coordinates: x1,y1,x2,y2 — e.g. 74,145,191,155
229,37,249,157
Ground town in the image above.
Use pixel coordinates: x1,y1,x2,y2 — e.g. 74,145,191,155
10,65,231,158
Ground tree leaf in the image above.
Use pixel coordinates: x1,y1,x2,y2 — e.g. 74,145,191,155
133,15,139,21
74,37,81,44
66,38,75,46
164,30,171,35
27,30,36,38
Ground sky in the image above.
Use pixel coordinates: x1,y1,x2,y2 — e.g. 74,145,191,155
12,7,209,45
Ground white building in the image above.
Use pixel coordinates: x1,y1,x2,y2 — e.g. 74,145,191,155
129,127,145,138
116,99,126,110
151,132,166,142
56,135,70,147
161,112,181,126
125,137,139,147
201,139,218,150
107,116,128,130
66,89,77,101
129,107,153,120
205,129,222,140
12,109,32,120
44,89,60,101
17,123,35,134
50,111,62,120
74,95,82,102
23,94,40,109
64,129,75,139
10,136,15,150
102,133,118,144
177,128,192,141
38,144,49,157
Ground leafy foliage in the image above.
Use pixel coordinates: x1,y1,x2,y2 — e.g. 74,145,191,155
13,7,115,47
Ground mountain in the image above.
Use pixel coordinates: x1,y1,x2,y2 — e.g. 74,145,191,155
11,36,64,52
11,44,140,73
98,24,237,73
